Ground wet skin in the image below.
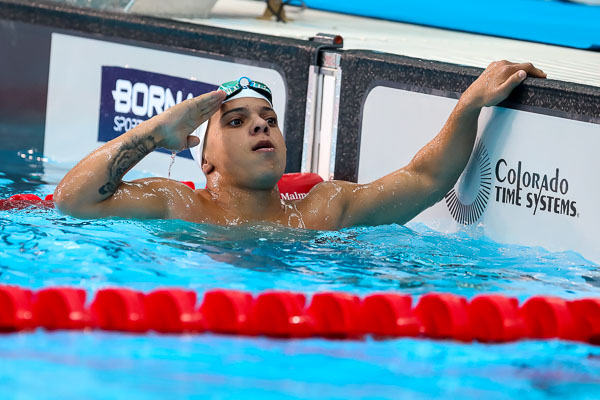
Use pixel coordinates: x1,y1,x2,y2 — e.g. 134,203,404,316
55,61,546,230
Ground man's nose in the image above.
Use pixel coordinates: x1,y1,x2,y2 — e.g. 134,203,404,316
252,118,269,135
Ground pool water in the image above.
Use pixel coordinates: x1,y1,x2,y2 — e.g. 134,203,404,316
1,152,600,399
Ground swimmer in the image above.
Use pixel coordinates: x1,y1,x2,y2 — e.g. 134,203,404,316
54,61,546,230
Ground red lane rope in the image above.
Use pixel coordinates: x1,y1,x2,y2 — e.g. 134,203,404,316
0,194,54,211
1,285,599,344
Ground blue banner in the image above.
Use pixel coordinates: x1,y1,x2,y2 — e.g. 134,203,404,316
98,66,218,159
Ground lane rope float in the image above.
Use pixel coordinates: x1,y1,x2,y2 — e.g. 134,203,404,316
1,285,599,344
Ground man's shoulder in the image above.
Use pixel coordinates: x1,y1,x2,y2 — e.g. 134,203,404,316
128,176,206,212
129,177,197,193
302,180,354,200
290,180,356,229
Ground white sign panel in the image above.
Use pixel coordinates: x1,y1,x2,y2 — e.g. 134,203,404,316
45,33,287,187
360,85,600,263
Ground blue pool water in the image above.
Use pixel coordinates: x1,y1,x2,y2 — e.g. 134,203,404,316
1,153,600,399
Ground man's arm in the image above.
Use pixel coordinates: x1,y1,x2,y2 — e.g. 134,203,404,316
310,61,546,228
54,90,226,219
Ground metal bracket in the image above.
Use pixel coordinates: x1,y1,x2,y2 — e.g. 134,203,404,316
301,34,343,180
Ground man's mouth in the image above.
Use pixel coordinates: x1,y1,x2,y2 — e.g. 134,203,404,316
252,139,275,152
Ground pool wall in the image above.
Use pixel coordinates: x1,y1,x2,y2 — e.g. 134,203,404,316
335,50,600,261
0,0,321,185
1,0,599,260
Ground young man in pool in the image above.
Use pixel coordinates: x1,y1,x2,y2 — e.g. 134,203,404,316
55,61,546,230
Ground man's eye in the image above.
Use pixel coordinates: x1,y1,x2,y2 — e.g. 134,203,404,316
266,117,277,125
228,119,243,127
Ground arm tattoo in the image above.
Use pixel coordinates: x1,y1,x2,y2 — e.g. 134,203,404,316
98,135,158,195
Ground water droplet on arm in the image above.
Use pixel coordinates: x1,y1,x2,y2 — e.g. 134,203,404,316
167,151,177,179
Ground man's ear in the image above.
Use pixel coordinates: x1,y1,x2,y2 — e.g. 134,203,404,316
201,156,215,175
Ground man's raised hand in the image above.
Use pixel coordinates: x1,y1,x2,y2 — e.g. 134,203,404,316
152,89,226,151
463,60,546,109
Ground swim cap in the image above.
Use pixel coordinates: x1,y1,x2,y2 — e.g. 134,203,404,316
190,77,273,169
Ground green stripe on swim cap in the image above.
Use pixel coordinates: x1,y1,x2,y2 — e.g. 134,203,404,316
219,77,273,106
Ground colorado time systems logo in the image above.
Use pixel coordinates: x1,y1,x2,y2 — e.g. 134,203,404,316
445,140,579,225
494,159,578,218
98,66,217,159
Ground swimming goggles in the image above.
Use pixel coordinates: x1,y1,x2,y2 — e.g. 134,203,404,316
218,77,273,106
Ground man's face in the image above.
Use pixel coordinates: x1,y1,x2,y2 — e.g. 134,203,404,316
203,97,286,190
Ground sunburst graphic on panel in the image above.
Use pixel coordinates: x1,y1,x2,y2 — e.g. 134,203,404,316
444,140,492,225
